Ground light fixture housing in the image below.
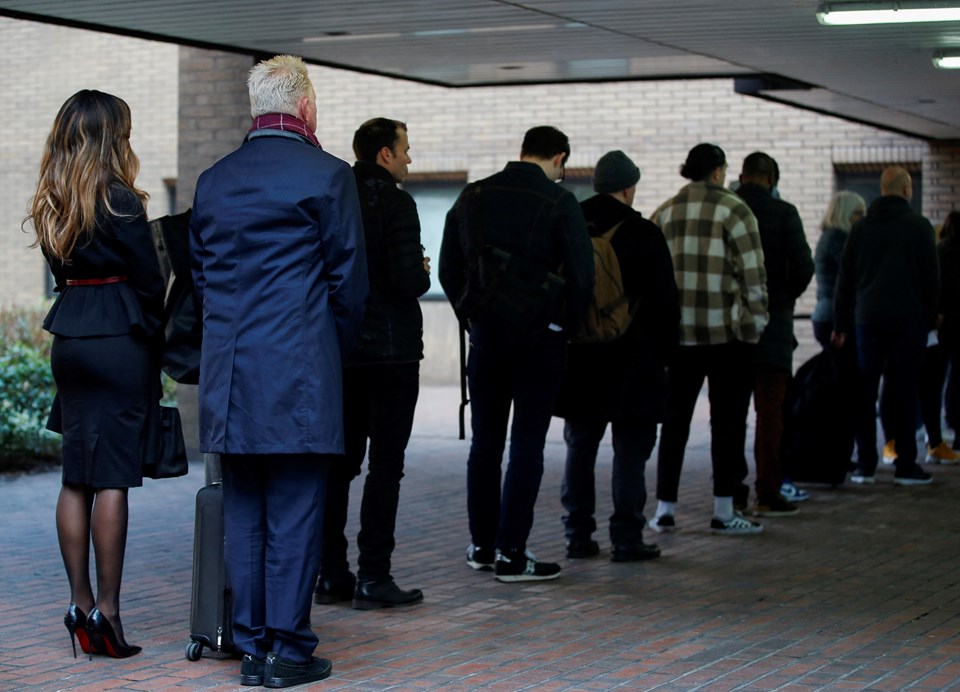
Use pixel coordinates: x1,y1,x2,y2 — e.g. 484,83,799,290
933,50,960,67
817,2,960,25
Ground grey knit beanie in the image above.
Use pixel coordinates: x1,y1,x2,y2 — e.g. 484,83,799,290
593,150,641,193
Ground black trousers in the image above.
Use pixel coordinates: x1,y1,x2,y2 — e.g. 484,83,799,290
321,362,419,582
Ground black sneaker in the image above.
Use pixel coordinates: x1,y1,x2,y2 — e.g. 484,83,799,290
240,654,265,686
262,652,332,689
314,571,356,605
752,494,799,517
894,464,933,486
494,549,561,582
466,544,495,571
565,538,600,559
648,515,676,533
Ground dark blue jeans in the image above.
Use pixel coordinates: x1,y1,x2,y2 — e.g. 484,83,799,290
321,362,419,583
562,418,658,546
221,454,329,663
466,322,566,553
854,322,926,473
655,341,755,502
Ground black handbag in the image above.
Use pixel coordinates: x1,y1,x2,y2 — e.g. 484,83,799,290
143,404,189,479
150,209,201,384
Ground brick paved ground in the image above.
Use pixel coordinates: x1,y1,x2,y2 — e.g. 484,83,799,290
2,385,959,691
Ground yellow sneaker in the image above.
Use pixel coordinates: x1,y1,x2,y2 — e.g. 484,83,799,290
926,441,960,465
882,440,897,465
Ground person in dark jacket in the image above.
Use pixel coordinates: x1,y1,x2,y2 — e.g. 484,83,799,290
736,153,814,515
938,211,960,445
440,125,594,582
834,166,938,486
315,118,430,610
190,55,367,688
556,150,679,562
31,90,164,661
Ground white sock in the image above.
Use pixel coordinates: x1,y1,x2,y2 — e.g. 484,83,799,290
655,500,676,518
714,496,734,521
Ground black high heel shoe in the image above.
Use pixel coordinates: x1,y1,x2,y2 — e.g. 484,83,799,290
64,605,92,658
85,608,142,659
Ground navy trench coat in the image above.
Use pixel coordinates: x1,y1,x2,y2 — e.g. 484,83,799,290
190,131,368,455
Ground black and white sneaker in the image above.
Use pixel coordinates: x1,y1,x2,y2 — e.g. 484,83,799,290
893,464,933,486
494,549,561,582
710,511,763,535
466,544,495,571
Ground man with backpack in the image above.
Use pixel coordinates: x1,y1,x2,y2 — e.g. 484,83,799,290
555,150,679,562
439,126,594,582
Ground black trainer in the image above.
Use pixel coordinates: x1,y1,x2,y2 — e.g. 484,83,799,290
352,578,423,610
894,464,933,486
565,538,600,559
494,549,561,582
611,541,660,562
466,544,495,571
240,654,265,686
262,652,332,689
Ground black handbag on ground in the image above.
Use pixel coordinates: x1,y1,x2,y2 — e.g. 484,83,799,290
143,404,188,479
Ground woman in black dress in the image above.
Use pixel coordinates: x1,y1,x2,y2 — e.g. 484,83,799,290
29,90,165,659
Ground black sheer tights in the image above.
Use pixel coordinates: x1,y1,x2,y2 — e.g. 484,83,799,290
56,483,132,643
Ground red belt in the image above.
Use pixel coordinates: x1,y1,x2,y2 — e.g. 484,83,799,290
64,275,129,286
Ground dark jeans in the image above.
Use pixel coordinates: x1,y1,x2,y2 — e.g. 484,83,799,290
752,365,791,501
321,362,419,583
562,417,658,546
222,454,329,663
656,341,755,502
466,322,566,553
854,322,926,473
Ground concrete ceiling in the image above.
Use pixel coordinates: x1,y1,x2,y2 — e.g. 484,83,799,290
3,0,960,139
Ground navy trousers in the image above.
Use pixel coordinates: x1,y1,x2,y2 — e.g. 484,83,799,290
562,417,658,546
221,454,329,663
465,322,566,553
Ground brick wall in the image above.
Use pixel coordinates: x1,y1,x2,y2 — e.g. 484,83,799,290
0,16,177,308
3,20,958,382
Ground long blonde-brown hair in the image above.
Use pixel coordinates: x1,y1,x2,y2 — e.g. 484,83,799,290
29,90,148,263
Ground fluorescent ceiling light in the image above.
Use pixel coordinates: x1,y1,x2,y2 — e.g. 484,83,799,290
933,50,960,67
817,2,960,25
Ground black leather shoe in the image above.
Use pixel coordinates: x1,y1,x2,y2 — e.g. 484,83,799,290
611,541,661,562
565,538,600,559
314,572,356,605
240,654,265,686
352,578,424,610
263,652,332,688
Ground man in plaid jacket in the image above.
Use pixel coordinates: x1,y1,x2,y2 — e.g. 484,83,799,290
647,143,769,536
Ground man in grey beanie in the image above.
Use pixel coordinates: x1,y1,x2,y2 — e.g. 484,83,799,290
555,150,680,562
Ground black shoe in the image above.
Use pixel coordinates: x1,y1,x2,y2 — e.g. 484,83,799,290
611,541,661,562
352,578,424,610
466,544,495,571
494,549,561,582
894,464,933,486
263,652,332,688
565,538,600,559
314,572,356,605
240,654,265,686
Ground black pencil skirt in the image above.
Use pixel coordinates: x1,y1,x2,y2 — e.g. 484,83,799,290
50,333,152,489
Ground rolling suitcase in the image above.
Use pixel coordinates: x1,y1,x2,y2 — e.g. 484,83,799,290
185,453,234,661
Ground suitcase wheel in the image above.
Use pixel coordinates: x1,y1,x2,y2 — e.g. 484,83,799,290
185,640,203,661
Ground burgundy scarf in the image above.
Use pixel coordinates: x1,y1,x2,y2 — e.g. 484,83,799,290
248,113,321,148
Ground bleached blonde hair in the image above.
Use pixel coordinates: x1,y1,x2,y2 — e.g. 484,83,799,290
247,54,313,117
821,191,866,232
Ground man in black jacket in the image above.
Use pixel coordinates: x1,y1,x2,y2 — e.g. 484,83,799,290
834,166,939,486
736,153,814,515
315,118,430,609
440,126,594,582
556,150,679,562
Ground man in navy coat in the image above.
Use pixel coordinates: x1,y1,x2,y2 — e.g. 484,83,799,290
190,54,367,689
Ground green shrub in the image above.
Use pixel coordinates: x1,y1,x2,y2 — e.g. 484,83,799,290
0,342,60,462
